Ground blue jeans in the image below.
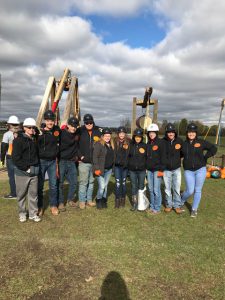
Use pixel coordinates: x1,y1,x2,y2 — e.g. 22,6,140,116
147,170,162,212
163,168,182,209
78,162,94,202
59,160,78,204
38,159,58,208
6,157,17,197
114,166,128,198
97,169,112,199
129,170,146,196
181,167,207,211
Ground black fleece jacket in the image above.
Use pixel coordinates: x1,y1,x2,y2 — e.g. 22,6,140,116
12,133,39,171
114,138,130,168
59,130,78,161
38,126,60,160
182,138,217,171
128,141,146,171
162,136,183,170
146,137,166,171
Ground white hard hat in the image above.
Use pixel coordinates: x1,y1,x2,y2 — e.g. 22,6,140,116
147,123,159,132
23,118,36,127
7,115,20,124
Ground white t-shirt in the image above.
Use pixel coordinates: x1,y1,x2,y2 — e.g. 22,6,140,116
2,130,15,155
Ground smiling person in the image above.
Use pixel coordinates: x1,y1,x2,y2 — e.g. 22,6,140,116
181,123,217,218
77,114,101,209
37,110,61,216
163,123,184,214
12,118,40,223
93,128,115,209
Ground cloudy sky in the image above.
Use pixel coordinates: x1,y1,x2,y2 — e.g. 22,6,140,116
0,0,225,126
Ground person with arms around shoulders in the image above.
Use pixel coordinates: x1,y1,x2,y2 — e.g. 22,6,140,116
128,128,147,211
181,123,217,218
163,123,184,214
93,128,115,209
12,118,41,223
146,123,166,215
77,114,101,209
113,126,130,208
1,115,20,199
37,110,61,216
58,117,79,211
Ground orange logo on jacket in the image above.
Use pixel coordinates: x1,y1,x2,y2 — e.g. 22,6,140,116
139,147,145,154
54,131,60,137
152,145,158,151
175,144,181,150
194,143,201,148
93,136,100,142
123,144,128,150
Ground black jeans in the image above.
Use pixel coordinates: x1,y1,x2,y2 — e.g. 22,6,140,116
129,170,146,196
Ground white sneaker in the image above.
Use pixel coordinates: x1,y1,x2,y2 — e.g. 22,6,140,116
29,215,41,222
19,215,27,223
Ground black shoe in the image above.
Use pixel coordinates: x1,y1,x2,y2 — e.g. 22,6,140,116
96,199,103,209
190,210,198,218
4,194,16,199
130,203,137,211
115,198,120,209
102,197,107,208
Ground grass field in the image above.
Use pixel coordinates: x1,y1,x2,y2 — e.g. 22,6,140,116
0,163,225,299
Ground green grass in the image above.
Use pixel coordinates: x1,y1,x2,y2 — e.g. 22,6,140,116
0,174,225,300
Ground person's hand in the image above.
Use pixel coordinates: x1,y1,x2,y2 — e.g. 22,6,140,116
157,171,164,177
0,161,5,168
94,170,101,176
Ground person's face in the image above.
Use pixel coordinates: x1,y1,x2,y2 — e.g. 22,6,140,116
187,131,196,140
45,119,54,130
167,132,175,140
24,126,35,137
134,136,142,143
103,134,111,143
9,124,19,133
68,125,77,133
118,132,125,140
148,131,157,140
84,121,94,131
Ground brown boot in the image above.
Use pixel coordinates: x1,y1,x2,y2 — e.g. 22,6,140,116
79,202,86,210
67,200,79,208
175,207,184,214
120,197,125,208
86,201,96,207
115,198,120,209
164,207,172,213
50,206,59,216
38,208,43,217
58,203,66,212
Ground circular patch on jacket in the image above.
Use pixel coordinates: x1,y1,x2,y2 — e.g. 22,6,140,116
152,145,158,151
93,136,100,142
123,144,128,150
139,147,145,154
194,143,201,148
54,131,60,137
175,143,181,150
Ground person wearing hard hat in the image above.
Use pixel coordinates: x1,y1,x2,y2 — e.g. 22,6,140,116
162,123,184,214
37,110,61,216
76,114,101,209
0,115,20,199
146,123,166,214
181,123,217,218
113,126,130,208
12,118,41,222
93,128,115,209
128,128,147,211
58,117,79,211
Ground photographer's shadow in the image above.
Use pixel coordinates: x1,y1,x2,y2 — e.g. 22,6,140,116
99,271,131,300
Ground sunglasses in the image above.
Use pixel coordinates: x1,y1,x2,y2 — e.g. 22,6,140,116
85,122,93,125
26,126,36,129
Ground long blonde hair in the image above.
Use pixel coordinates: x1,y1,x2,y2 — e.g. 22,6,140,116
100,135,114,149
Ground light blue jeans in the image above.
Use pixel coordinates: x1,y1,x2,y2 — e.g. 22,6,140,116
97,169,112,199
147,170,162,212
78,162,94,202
163,168,182,209
181,167,207,211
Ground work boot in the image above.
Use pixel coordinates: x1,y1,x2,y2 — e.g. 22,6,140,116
164,207,172,213
58,203,66,212
102,197,107,208
120,197,125,208
96,199,103,209
79,202,86,210
86,201,96,207
130,195,137,211
115,198,120,209
175,207,184,214
50,206,59,216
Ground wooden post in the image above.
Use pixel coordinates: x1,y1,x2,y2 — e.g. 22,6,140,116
152,99,158,123
61,76,77,125
131,97,137,136
36,76,55,128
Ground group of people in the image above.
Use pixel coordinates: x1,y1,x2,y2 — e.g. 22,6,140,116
0,110,217,223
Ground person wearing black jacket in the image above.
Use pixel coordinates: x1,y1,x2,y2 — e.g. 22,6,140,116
12,118,41,223
181,123,217,218
77,114,101,209
93,128,114,209
146,123,166,214
163,123,184,214
37,110,60,216
128,128,146,211
58,117,79,211
113,126,130,208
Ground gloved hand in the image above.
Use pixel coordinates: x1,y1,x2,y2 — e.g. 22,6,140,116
157,171,164,177
94,170,101,176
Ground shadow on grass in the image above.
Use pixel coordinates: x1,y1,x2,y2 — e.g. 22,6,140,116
99,271,131,300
